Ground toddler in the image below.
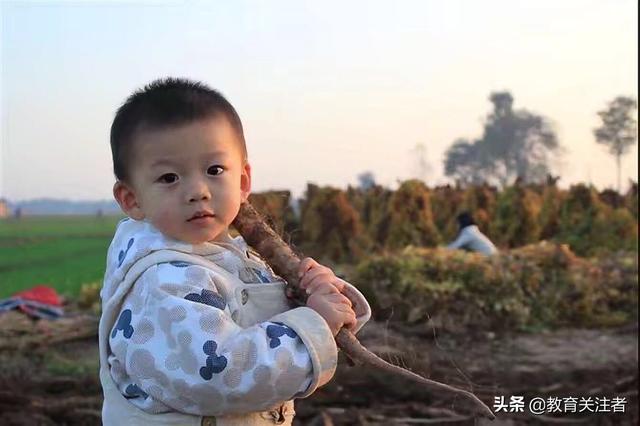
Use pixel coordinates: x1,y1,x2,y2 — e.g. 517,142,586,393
98,78,371,425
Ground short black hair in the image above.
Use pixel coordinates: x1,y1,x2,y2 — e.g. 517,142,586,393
110,77,246,181
456,211,475,229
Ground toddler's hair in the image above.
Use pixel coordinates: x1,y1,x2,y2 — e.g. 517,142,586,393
110,77,246,181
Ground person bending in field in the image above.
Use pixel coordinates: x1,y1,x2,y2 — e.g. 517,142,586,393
446,211,498,256
99,78,371,426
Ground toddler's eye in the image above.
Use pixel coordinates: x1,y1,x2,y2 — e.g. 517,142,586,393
207,165,224,176
158,173,178,184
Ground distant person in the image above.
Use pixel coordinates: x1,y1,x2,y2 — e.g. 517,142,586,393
447,211,498,256
99,78,371,425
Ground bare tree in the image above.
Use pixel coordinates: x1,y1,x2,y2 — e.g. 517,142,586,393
593,96,638,193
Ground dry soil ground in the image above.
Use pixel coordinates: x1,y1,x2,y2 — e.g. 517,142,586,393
0,314,637,425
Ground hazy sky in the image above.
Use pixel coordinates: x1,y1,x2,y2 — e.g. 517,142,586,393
1,0,637,201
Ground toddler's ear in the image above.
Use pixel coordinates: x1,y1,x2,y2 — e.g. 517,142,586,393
240,162,252,202
113,181,145,220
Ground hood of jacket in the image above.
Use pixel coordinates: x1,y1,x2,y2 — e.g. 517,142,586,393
101,218,251,305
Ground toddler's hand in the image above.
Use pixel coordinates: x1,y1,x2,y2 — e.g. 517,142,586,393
298,257,358,334
306,289,356,336
298,257,345,294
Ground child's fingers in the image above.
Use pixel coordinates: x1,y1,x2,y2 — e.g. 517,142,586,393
304,272,336,292
300,272,345,295
330,277,346,292
299,265,331,289
299,259,346,290
327,292,352,307
298,257,320,279
301,275,344,294
336,306,357,330
304,278,337,296
344,311,357,330
305,276,340,295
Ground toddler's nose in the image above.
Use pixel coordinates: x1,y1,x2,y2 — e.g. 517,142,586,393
187,180,211,202
189,192,209,202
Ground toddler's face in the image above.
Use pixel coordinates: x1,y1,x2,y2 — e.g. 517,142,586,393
117,117,251,244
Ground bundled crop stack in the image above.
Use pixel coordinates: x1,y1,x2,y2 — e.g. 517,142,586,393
247,181,638,264
352,242,638,332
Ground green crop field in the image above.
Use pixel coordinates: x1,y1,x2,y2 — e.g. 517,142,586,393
0,215,125,299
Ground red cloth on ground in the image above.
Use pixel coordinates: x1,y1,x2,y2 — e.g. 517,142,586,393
12,285,62,307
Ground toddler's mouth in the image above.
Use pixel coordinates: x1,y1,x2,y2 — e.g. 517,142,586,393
188,211,215,221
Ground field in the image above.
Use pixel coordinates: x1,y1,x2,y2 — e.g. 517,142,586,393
0,216,123,298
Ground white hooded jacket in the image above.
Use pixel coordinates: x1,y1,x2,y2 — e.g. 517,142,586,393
99,219,371,425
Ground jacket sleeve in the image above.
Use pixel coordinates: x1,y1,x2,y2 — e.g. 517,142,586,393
334,279,372,334
108,262,337,416
447,229,470,250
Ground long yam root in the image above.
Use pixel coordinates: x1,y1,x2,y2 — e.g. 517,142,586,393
232,201,495,420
